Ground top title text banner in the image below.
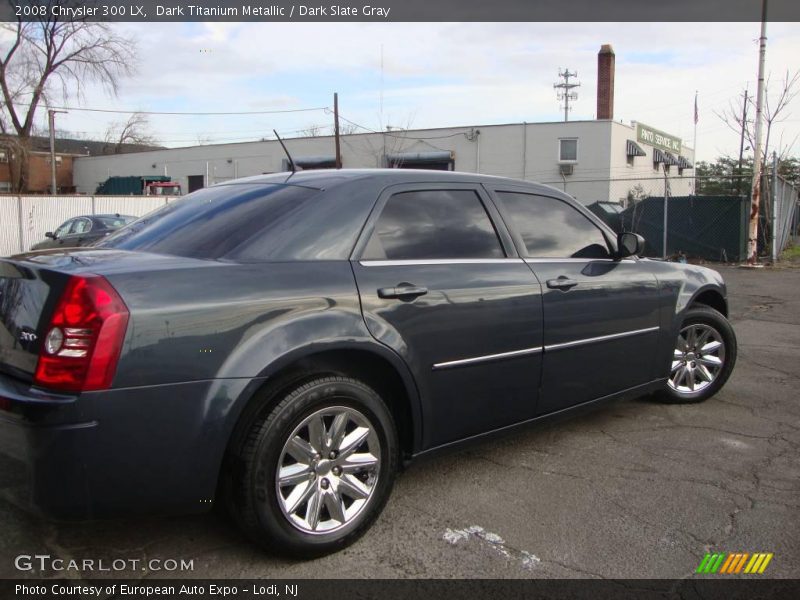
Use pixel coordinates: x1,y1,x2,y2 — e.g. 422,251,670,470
2,0,800,22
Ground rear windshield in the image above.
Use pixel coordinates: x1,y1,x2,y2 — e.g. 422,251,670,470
96,216,136,229
98,184,323,260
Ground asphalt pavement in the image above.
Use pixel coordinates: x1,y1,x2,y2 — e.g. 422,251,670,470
1,265,798,580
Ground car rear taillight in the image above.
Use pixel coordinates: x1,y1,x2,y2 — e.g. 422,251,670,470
33,275,129,392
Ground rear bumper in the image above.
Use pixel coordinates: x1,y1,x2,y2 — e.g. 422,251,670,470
0,373,255,519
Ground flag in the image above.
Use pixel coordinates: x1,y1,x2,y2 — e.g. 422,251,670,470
694,92,699,124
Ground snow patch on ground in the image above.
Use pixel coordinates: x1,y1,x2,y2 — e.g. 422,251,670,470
443,525,539,570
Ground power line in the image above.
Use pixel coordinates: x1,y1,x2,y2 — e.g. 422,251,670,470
14,102,328,116
334,111,470,140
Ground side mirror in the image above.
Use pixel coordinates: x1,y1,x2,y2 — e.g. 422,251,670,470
616,232,645,259
45,231,55,239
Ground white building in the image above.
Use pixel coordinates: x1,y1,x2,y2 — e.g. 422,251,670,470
72,45,694,205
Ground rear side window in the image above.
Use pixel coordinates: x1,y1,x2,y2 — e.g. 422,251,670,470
363,190,504,260
496,192,610,259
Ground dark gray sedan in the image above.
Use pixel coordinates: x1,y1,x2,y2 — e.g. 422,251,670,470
30,214,136,250
0,170,736,557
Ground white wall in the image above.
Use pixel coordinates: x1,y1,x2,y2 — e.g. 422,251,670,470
72,120,693,206
72,121,618,204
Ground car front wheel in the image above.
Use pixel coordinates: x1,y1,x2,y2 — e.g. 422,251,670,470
230,376,398,558
658,305,737,403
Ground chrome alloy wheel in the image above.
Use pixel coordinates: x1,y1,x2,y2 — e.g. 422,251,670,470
275,406,381,535
669,323,726,394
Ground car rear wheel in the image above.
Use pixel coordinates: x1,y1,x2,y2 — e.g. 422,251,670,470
657,305,736,403
230,376,398,558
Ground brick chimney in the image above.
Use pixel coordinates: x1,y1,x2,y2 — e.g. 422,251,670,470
597,44,615,120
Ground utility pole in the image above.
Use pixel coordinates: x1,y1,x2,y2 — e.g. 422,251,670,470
747,0,768,265
771,151,778,263
48,109,67,195
736,86,749,196
333,92,342,169
554,69,580,122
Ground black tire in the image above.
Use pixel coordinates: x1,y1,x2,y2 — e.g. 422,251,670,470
229,375,398,558
655,305,737,404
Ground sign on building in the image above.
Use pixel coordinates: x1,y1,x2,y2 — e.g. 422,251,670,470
635,122,682,153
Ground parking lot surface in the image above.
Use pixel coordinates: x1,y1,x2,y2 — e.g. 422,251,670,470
1,265,798,580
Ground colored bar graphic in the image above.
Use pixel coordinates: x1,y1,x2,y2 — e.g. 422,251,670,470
733,553,749,573
744,554,760,573
758,554,773,573
696,552,774,575
711,553,726,573
696,554,712,573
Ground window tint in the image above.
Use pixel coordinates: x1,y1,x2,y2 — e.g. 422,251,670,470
55,220,73,237
96,216,136,229
496,192,610,259
364,190,504,260
71,218,92,234
98,184,328,260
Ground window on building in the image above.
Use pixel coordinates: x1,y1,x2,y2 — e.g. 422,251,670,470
0,150,8,163
627,155,635,167
363,190,504,260
45,155,63,166
0,182,11,193
558,139,578,163
495,192,611,259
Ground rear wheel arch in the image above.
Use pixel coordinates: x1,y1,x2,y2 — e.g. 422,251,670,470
219,346,420,492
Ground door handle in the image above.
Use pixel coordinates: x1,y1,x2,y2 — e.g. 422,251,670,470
546,277,578,290
377,284,428,300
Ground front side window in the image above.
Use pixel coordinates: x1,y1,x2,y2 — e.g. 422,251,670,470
363,189,504,260
71,218,92,234
54,220,73,238
496,192,610,259
559,139,578,162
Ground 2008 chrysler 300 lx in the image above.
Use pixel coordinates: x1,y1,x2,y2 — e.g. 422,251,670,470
0,170,736,557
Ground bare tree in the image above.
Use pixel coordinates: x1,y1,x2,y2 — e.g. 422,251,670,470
0,2,136,190
104,112,155,153
716,70,800,162
299,124,325,137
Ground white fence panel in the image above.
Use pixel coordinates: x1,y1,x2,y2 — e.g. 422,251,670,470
19,196,93,254
1,195,181,257
0,196,22,257
94,196,172,218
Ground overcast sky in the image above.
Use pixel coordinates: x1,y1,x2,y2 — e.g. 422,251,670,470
43,21,800,162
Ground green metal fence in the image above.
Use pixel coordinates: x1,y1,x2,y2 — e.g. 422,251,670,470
618,196,749,262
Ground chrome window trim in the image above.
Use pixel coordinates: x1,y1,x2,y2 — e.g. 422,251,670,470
432,346,543,370
359,258,525,267
545,326,660,351
523,257,636,263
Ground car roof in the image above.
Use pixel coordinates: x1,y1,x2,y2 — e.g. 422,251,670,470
210,168,565,196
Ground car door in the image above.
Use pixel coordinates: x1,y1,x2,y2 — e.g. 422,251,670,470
486,185,661,415
351,183,544,449
40,219,74,249
68,217,94,246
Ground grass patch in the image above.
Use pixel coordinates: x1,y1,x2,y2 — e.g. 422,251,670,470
782,244,800,260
